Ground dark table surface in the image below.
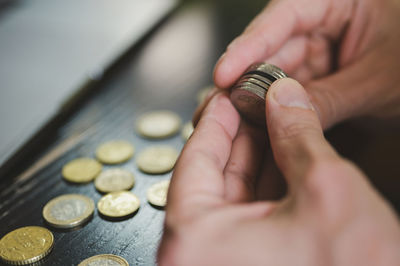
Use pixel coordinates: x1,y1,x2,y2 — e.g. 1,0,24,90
1,0,399,265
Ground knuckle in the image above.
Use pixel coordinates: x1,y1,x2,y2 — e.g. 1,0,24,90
273,119,321,142
303,157,350,197
299,157,367,221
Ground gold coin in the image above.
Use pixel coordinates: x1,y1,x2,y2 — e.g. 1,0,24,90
95,168,135,193
78,254,129,266
62,158,102,183
0,226,54,265
196,85,213,104
97,191,140,218
42,194,94,229
136,110,181,139
181,121,194,142
136,146,179,174
147,180,170,207
95,140,134,164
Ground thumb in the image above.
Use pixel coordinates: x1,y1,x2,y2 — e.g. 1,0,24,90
265,78,337,191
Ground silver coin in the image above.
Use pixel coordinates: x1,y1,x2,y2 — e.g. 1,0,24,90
230,63,287,126
42,194,94,229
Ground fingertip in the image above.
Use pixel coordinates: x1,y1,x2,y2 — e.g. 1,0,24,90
267,78,314,110
213,53,239,89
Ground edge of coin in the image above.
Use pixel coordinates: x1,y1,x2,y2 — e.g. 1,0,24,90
0,226,54,265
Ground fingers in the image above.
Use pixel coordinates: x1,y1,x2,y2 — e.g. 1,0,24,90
223,121,266,203
307,46,400,128
167,92,240,221
192,87,219,127
265,78,337,192
213,0,330,89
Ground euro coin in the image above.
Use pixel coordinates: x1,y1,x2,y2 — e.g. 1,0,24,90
136,146,179,174
95,140,134,164
42,194,94,229
78,254,129,266
196,85,213,104
62,158,102,183
97,191,140,218
95,168,135,193
147,180,170,207
0,226,53,265
181,121,194,141
136,110,181,139
230,63,287,126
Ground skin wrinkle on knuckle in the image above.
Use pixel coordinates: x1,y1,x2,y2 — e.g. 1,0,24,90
298,157,364,224
272,118,321,144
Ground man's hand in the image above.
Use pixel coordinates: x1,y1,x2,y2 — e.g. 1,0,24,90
158,78,400,266
213,0,400,128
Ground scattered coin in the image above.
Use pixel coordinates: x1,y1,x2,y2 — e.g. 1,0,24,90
62,158,102,183
136,110,181,139
136,146,179,174
42,194,94,229
196,85,213,104
95,168,135,193
97,191,140,218
78,254,129,266
96,140,134,164
147,180,170,207
181,121,194,141
0,226,54,265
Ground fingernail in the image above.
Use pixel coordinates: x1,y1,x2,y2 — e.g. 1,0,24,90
270,78,313,110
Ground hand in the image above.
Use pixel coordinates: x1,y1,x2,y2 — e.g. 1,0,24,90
213,0,400,129
158,78,400,266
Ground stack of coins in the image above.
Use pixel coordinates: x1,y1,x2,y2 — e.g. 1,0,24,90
230,63,288,126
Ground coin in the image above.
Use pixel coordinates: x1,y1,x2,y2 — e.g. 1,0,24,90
181,122,194,141
97,191,140,218
95,168,135,193
196,85,213,104
78,254,129,266
136,146,179,174
136,110,181,139
230,63,288,126
147,180,170,207
42,194,94,229
62,158,102,183
95,140,134,164
0,226,53,265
